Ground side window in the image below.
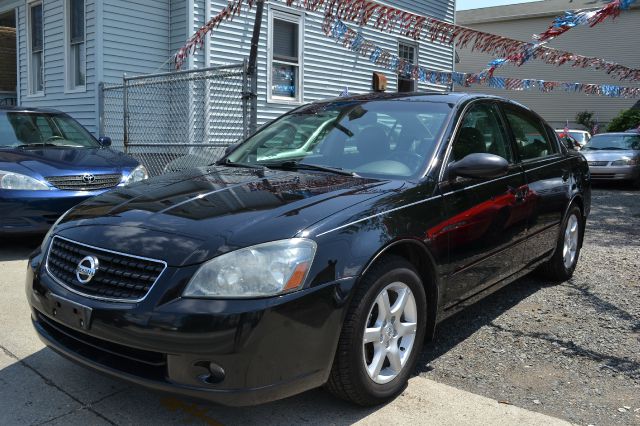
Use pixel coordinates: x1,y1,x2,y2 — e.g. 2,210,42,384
504,108,555,161
451,103,513,163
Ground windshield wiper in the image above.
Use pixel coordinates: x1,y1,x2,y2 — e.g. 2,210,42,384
600,147,626,150
214,158,265,170
15,143,58,149
262,161,358,177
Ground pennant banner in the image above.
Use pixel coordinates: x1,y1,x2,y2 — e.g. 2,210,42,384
175,0,640,82
326,19,640,98
535,0,637,42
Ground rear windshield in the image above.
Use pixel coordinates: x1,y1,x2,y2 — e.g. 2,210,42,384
583,134,640,151
0,111,99,148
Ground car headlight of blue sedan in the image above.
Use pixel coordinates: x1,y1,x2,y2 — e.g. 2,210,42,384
123,165,149,185
0,170,50,190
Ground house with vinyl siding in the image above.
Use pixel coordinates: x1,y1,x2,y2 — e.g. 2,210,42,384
456,0,640,129
0,0,455,141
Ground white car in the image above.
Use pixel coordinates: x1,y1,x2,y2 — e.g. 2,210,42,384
555,129,591,147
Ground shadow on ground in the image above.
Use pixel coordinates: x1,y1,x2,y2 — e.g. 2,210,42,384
0,236,42,262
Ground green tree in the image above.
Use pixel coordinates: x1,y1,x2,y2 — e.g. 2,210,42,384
607,109,640,132
575,111,595,131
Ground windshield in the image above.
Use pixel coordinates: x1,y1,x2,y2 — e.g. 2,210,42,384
226,99,452,179
0,111,99,148
583,134,640,151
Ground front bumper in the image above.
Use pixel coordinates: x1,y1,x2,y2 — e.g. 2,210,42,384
0,189,109,234
26,251,354,406
589,165,640,181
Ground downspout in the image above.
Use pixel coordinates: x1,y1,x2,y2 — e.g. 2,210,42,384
247,0,265,135
203,0,211,145
451,3,456,93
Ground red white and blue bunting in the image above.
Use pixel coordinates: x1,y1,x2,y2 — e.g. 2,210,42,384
174,0,640,94
535,0,637,42
327,19,640,98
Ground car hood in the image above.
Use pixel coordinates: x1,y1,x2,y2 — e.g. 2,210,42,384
56,166,402,266
0,147,139,177
581,150,639,161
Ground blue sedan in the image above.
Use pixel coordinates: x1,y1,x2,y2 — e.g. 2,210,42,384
0,106,148,234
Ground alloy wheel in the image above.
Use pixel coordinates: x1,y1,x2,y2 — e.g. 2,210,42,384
563,213,579,269
362,282,418,384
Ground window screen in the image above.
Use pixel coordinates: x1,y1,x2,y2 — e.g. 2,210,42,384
271,15,301,100
273,19,298,62
30,4,43,52
70,0,84,43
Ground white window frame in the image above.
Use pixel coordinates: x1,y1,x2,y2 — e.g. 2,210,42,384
26,0,44,96
397,40,418,93
267,6,304,105
64,0,86,92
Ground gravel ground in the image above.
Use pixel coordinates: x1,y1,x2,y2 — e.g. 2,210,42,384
418,184,640,426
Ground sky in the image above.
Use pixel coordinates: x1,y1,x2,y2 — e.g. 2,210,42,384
457,0,540,11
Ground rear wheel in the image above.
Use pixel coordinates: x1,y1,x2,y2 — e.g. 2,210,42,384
325,256,427,406
537,205,583,281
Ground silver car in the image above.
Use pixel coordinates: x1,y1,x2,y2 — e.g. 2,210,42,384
581,132,640,187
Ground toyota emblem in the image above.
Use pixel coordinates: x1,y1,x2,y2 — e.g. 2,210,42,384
82,173,96,183
76,256,99,284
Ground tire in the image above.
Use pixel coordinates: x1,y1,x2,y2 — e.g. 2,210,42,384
537,205,583,282
325,255,427,406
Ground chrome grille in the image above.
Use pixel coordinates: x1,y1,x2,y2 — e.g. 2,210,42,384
588,161,609,167
45,174,122,191
46,236,166,302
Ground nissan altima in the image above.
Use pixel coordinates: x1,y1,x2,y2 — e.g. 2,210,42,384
0,106,148,234
26,93,590,406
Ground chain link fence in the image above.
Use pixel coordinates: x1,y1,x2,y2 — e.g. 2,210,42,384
100,62,249,176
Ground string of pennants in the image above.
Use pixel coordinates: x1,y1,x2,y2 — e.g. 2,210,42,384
174,0,640,89
327,18,640,98
534,0,637,42
486,0,637,78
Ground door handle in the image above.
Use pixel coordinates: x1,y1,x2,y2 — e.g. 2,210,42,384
508,186,527,203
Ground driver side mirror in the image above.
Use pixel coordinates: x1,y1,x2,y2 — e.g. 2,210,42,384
98,136,112,147
447,153,509,180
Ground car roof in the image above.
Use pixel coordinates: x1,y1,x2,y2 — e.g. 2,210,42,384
0,105,66,114
592,132,638,136
308,91,526,107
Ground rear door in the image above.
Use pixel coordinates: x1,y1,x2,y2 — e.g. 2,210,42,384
500,103,571,263
438,101,528,308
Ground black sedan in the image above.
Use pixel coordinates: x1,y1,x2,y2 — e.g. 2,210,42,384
26,93,590,406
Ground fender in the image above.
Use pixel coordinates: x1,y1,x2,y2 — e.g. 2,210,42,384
358,237,441,339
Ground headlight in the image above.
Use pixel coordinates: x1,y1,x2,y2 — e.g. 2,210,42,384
611,158,638,166
0,170,49,190
183,239,317,298
124,165,149,184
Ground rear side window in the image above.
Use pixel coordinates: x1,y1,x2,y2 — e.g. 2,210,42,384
503,107,555,161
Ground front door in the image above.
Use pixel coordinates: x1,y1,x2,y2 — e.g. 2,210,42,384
437,102,528,308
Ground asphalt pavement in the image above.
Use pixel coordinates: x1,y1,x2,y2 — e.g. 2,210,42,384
0,237,571,425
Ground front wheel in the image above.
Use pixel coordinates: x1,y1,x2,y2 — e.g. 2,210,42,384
537,205,583,281
325,256,427,406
